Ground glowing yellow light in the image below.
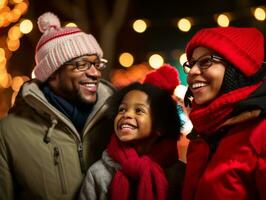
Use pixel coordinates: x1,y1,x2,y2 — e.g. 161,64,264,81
217,14,230,27
0,15,4,27
0,48,5,57
1,11,10,27
148,54,164,69
133,19,147,33
19,19,33,34
8,25,22,40
13,0,23,3
254,7,266,21
0,65,7,74
0,57,6,67
179,53,187,66
15,2,28,14
0,72,12,88
65,22,77,27
11,76,24,92
119,52,134,68
177,18,191,32
10,8,22,22
6,12,13,23
0,0,7,9
7,38,20,51
0,48,6,64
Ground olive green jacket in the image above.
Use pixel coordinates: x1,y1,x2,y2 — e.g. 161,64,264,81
0,79,115,200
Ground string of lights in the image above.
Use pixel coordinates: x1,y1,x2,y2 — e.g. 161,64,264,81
0,1,265,116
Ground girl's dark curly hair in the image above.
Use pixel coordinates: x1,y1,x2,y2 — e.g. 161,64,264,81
107,82,182,140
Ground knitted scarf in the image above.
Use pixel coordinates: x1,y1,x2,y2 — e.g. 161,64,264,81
107,134,178,200
183,82,262,200
42,84,92,132
189,82,261,136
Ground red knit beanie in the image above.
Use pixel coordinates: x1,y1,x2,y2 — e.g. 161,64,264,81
143,64,180,94
186,27,264,77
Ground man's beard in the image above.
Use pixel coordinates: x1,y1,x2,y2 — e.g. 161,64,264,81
59,84,97,107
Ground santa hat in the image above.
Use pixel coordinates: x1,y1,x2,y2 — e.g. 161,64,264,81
143,64,180,94
33,12,103,82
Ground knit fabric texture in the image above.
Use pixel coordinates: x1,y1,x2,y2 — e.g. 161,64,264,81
33,12,103,82
107,134,178,200
186,27,264,77
143,64,180,94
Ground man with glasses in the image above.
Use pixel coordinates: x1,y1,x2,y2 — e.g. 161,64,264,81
0,12,115,200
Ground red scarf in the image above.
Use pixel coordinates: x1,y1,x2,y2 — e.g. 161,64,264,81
183,82,261,200
107,134,178,200
189,83,261,135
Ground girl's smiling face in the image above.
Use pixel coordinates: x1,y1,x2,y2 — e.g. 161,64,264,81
114,90,153,144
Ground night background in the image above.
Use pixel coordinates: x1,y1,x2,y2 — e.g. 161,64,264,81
0,0,266,117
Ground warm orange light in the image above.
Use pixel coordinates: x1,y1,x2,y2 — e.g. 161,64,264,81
15,2,28,14
10,8,22,22
8,25,22,40
119,52,134,67
7,38,20,51
0,72,12,88
0,0,7,9
11,76,24,92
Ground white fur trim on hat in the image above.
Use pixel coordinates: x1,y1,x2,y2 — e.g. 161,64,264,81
33,12,103,82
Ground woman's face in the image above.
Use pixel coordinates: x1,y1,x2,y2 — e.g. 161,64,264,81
187,47,226,105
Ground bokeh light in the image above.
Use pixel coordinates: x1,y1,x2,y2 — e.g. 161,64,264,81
217,14,230,27
119,52,134,68
177,18,191,32
148,54,164,69
253,7,266,21
133,19,147,33
19,19,33,34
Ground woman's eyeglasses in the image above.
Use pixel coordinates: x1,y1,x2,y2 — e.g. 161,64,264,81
183,55,224,74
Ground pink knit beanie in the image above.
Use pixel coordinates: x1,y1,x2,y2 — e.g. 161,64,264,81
186,27,264,77
33,12,103,82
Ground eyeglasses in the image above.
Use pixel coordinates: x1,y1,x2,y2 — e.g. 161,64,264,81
183,55,224,74
64,58,108,72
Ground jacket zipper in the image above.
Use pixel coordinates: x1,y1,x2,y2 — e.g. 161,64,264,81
53,146,67,194
78,142,86,174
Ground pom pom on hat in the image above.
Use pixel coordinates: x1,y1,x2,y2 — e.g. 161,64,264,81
186,27,264,77
37,12,61,33
174,85,188,101
33,12,104,82
143,64,180,94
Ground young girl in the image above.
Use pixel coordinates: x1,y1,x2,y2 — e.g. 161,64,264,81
79,69,185,200
182,27,266,199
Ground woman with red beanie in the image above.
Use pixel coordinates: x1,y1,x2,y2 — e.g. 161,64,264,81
79,65,186,200
182,26,266,200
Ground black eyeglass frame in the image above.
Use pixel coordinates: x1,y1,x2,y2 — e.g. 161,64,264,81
182,54,224,74
64,58,108,72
